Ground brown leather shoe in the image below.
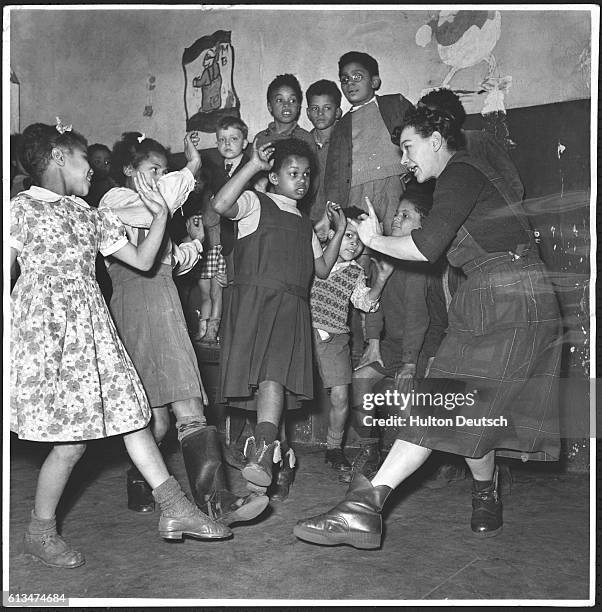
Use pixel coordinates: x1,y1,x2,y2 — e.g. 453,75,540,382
270,449,296,502
158,509,233,540
293,473,391,549
23,531,85,569
127,467,155,513
471,466,503,537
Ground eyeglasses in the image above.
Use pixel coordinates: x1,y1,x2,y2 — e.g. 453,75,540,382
339,73,365,85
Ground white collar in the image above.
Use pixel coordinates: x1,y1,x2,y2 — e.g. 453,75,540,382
350,96,377,113
268,192,297,206
332,259,362,270
20,185,86,203
225,156,243,172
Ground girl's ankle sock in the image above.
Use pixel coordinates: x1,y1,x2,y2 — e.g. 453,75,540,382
152,475,196,517
326,428,344,450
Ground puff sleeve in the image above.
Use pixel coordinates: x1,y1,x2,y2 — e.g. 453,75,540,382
9,196,29,252
97,207,129,257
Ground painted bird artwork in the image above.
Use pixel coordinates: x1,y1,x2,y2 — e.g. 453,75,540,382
416,10,502,88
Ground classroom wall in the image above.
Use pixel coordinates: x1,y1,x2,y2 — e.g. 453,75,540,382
8,7,592,150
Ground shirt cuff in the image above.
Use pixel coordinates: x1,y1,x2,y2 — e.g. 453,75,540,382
100,235,129,257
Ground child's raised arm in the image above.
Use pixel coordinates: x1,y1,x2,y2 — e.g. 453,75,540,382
314,202,346,279
184,131,202,178
212,141,275,219
110,174,169,271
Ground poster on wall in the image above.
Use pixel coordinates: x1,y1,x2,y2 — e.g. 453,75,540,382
415,10,513,145
182,29,240,132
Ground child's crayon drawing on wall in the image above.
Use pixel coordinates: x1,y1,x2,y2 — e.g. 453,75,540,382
183,30,240,133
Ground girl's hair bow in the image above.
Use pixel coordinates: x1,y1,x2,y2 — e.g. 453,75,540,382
55,116,72,134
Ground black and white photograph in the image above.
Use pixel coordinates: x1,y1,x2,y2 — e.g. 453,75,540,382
3,4,597,607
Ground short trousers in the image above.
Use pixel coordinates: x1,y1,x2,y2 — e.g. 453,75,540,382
199,245,227,280
313,330,352,388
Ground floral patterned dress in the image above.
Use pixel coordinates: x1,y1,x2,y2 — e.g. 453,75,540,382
10,186,151,442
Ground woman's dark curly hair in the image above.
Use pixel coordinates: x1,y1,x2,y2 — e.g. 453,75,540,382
418,88,466,126
400,105,465,152
111,131,168,186
19,122,88,185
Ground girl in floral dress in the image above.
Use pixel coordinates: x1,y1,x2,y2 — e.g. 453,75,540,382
10,121,231,570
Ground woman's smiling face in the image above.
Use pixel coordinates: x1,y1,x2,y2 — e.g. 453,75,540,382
399,126,438,183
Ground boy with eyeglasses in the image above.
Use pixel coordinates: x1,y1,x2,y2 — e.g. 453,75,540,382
324,51,413,235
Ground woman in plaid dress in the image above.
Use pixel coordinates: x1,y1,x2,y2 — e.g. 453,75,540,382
294,104,562,549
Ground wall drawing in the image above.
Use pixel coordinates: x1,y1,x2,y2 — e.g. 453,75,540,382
416,10,514,146
183,30,240,133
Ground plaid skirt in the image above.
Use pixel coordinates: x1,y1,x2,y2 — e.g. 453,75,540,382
395,257,562,461
199,245,227,280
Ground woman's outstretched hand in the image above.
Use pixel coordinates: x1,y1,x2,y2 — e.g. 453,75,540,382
351,196,383,248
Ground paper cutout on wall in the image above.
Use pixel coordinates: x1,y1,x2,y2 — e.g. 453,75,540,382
144,74,155,117
416,11,514,114
183,30,240,132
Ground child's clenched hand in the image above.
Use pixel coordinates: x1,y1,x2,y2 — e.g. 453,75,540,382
184,132,202,165
214,271,228,288
371,256,394,281
326,201,346,234
186,215,204,242
250,139,275,171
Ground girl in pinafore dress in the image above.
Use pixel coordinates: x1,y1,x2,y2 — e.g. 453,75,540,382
10,121,231,569
100,132,267,527
213,138,347,493
295,104,562,549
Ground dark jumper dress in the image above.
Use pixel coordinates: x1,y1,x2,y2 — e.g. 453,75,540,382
217,192,315,409
397,152,562,461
